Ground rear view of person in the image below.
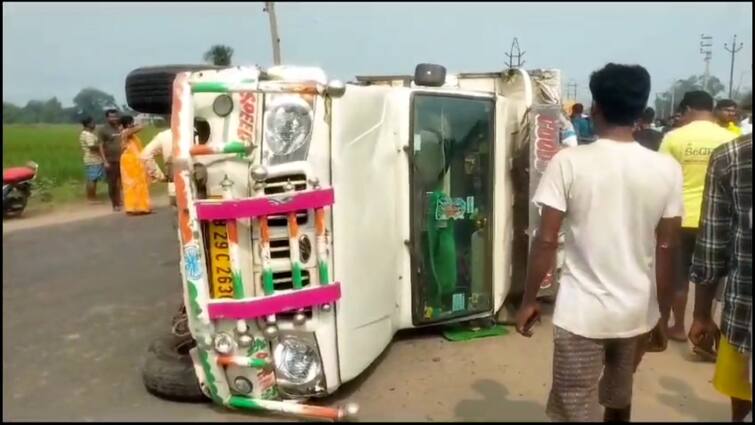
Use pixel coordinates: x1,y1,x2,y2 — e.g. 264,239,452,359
634,107,663,151
570,103,595,144
658,91,736,345
689,134,752,422
78,116,104,202
516,63,683,422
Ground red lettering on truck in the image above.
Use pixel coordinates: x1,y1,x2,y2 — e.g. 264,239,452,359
238,92,256,145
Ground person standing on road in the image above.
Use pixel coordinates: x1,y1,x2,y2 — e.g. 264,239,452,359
97,109,124,211
570,103,595,144
79,116,105,202
633,107,663,151
658,91,736,344
688,134,752,422
119,115,151,215
715,99,742,137
516,63,684,422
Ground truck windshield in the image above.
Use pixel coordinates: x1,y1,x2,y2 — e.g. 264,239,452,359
410,94,495,324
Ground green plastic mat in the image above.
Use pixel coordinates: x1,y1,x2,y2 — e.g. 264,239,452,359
442,324,510,342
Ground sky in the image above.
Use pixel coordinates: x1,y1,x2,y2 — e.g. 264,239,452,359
2,2,753,108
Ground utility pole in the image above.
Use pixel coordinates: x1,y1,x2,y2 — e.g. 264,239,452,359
566,81,577,100
504,37,526,69
264,2,281,65
724,34,744,98
700,34,713,92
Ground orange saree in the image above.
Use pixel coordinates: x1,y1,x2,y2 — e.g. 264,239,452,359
120,135,151,214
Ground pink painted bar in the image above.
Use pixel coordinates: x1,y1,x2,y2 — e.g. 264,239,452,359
208,283,341,320
195,188,334,221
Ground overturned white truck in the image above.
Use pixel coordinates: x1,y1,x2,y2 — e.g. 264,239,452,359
125,63,566,421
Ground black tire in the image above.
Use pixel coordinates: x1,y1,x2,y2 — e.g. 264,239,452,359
414,63,446,87
142,334,207,402
125,65,228,115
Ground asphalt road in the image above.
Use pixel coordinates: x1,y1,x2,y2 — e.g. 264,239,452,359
2,203,732,422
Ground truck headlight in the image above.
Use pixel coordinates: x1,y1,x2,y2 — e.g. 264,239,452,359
273,336,322,388
264,95,313,157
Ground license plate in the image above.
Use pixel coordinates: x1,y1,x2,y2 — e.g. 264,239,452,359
208,219,234,299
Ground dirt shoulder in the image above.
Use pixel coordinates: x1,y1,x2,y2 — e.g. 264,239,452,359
2,195,169,234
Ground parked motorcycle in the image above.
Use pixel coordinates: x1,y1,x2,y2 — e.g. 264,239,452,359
3,161,38,217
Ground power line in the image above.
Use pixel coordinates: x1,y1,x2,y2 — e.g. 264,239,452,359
504,37,526,69
724,34,744,99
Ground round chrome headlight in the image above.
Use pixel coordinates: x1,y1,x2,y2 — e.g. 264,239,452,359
264,95,313,156
213,95,234,117
273,337,321,386
213,332,236,355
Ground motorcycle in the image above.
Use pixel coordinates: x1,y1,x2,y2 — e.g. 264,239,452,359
3,161,39,217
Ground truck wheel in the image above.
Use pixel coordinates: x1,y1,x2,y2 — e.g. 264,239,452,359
142,334,207,402
125,65,228,114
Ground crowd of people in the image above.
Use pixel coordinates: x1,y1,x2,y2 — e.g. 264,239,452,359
78,109,174,214
518,63,751,422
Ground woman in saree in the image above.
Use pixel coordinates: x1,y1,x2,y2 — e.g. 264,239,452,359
119,115,151,215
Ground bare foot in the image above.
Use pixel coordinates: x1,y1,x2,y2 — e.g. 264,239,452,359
667,326,687,342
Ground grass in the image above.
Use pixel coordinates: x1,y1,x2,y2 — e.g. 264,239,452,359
2,124,165,208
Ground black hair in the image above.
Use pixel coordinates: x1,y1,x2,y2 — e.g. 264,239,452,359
715,99,738,110
104,108,118,117
572,103,584,114
80,116,94,127
194,118,211,144
589,63,650,126
641,107,655,124
120,115,134,127
679,91,714,112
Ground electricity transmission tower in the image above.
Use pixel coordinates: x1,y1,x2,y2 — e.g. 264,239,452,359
566,81,578,100
700,34,712,92
504,38,526,69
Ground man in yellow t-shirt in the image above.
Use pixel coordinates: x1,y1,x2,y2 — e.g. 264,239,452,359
658,90,736,342
716,99,742,136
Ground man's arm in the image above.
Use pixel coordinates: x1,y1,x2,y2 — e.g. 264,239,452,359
140,132,167,181
516,153,569,336
522,208,564,307
689,147,732,341
656,217,681,321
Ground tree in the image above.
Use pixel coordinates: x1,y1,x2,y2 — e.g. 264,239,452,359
203,44,234,66
40,97,65,123
72,88,117,121
3,102,22,124
656,74,727,118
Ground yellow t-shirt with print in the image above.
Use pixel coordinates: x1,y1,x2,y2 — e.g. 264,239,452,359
659,120,736,228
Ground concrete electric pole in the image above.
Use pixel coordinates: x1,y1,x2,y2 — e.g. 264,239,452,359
700,34,713,93
724,34,744,99
264,2,282,65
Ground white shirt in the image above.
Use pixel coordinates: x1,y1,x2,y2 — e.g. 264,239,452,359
741,117,752,136
141,128,173,163
533,139,684,339
140,128,173,182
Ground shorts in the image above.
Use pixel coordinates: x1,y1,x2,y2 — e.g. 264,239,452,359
677,227,699,291
85,164,105,182
547,326,640,421
713,336,752,401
